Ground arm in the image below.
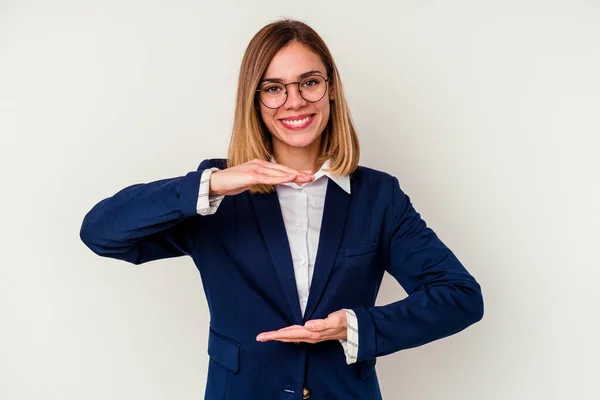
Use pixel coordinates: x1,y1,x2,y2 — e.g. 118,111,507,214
352,177,484,361
80,159,312,265
79,160,218,265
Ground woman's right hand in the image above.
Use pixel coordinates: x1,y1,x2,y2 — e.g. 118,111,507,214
209,159,314,196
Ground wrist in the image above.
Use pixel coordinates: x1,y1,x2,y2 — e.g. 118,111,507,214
208,170,222,196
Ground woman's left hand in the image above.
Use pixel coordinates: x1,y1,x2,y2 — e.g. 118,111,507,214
256,310,348,343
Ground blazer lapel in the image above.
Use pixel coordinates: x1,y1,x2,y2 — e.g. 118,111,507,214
249,191,303,325
303,179,351,321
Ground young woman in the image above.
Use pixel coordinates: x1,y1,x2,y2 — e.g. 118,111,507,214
80,19,484,400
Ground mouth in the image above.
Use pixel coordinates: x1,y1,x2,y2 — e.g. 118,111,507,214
278,114,316,131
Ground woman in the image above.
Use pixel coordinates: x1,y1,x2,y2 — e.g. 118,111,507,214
80,19,483,400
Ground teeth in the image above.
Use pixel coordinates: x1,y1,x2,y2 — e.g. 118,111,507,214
282,116,310,126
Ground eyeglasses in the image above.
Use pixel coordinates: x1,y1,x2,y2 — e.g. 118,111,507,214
256,74,330,109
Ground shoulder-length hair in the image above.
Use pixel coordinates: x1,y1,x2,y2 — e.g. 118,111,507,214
227,19,360,193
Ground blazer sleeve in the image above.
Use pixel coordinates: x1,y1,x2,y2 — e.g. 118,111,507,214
79,159,217,265
352,176,484,361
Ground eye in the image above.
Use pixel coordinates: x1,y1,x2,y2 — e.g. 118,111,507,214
263,85,283,94
302,79,319,88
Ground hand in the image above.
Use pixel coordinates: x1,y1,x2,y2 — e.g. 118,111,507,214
210,159,314,196
256,310,348,343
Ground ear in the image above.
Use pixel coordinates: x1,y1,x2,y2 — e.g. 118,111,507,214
328,84,335,101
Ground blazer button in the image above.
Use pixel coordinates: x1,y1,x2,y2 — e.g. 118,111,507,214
302,387,312,399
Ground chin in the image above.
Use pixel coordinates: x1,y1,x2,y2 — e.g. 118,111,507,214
274,130,321,149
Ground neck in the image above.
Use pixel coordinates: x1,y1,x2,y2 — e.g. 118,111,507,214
273,143,324,173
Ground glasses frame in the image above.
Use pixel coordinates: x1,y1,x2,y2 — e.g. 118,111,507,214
256,74,330,109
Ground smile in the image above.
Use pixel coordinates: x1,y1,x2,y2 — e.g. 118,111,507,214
279,114,315,130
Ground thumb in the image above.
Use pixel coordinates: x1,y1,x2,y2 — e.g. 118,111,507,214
304,319,325,331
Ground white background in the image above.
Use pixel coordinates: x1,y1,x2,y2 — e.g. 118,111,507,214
1,0,599,399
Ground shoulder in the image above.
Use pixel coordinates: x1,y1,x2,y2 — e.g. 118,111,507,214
352,164,397,189
197,158,227,170
352,166,411,217
351,165,409,207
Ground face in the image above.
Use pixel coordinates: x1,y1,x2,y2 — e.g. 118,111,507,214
258,42,332,157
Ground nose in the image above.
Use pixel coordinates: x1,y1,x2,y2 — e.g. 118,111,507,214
283,84,307,109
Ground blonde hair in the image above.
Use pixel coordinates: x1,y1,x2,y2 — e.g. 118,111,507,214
227,19,360,193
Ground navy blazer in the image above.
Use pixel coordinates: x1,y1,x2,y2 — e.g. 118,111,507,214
80,158,484,400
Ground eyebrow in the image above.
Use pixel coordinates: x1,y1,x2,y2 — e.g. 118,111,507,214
261,70,325,83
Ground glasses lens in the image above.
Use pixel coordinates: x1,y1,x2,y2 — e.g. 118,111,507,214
259,83,286,108
299,75,327,102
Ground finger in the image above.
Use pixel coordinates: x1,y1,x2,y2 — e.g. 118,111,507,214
304,319,328,331
255,174,299,185
256,326,303,340
253,163,315,185
257,327,316,342
255,160,313,177
244,166,293,185
305,314,342,331
254,167,313,184
268,327,309,340
253,165,294,178
256,330,277,341
251,169,313,186
272,338,320,343
292,174,314,183
277,325,305,331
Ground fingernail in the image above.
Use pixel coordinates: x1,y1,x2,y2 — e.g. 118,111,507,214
256,335,264,341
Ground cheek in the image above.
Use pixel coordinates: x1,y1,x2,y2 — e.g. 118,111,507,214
318,102,331,125
259,107,276,130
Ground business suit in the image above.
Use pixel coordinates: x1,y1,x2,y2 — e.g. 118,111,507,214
80,158,484,399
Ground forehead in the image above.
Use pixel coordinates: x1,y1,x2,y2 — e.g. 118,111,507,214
263,42,326,80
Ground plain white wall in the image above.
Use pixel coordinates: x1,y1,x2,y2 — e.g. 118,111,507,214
1,0,599,398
